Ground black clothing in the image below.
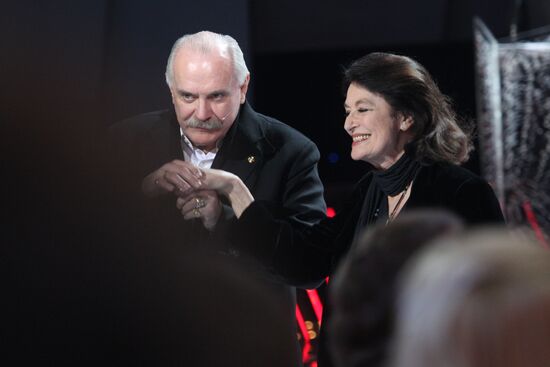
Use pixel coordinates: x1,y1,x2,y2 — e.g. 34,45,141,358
232,160,504,287
353,150,422,240
228,159,505,366
108,102,326,366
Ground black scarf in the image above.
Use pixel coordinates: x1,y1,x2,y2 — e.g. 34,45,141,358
353,150,422,242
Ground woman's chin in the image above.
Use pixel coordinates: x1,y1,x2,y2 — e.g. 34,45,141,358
351,151,369,162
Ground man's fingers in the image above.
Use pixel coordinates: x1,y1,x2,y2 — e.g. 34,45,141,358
142,160,203,198
176,194,199,210
177,191,221,231
183,207,202,220
180,196,205,214
176,196,187,210
156,176,176,193
142,172,175,197
171,160,204,179
168,160,204,187
163,169,202,191
164,171,191,192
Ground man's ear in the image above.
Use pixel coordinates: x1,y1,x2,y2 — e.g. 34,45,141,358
239,74,250,104
400,115,414,132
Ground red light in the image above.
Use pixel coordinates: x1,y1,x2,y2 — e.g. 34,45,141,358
306,289,324,324
296,305,312,363
522,201,550,249
326,207,336,218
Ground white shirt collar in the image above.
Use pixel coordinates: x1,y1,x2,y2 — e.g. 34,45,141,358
179,128,219,168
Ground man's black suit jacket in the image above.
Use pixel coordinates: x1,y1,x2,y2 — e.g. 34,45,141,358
108,102,326,366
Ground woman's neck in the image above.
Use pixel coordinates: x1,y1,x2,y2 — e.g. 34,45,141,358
372,150,406,170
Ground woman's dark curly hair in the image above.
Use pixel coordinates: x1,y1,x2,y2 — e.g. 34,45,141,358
343,52,473,164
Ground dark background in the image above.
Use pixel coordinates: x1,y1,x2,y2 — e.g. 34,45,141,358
4,0,549,210
3,1,549,362
3,0,550,205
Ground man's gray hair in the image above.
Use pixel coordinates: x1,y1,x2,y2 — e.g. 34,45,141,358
165,31,249,88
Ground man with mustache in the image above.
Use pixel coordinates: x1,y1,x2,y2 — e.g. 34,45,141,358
109,31,326,365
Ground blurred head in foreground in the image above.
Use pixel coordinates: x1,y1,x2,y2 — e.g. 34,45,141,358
390,229,550,367
329,210,464,367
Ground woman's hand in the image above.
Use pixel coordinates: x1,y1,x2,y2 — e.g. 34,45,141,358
199,168,255,218
198,168,238,194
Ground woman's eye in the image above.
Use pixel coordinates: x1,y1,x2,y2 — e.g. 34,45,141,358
345,108,371,116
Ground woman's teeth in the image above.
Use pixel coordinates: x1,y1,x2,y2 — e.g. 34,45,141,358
353,134,371,142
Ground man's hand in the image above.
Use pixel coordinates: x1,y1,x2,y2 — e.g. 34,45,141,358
176,190,223,230
141,160,203,198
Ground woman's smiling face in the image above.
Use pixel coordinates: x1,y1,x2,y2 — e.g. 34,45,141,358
344,83,413,169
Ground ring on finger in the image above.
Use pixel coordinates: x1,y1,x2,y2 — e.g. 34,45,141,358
192,208,201,217
194,197,206,209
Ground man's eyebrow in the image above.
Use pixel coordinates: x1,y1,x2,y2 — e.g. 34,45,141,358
176,89,229,98
207,90,229,97
177,89,197,97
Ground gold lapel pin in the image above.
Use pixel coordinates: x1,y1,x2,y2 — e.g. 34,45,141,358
247,155,256,164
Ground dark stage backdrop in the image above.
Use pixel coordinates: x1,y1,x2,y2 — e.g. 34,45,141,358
4,0,547,167
4,1,549,365
248,0,550,202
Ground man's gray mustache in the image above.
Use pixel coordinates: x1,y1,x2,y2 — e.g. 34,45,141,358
184,117,223,130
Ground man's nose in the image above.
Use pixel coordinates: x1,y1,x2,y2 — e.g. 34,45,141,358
194,98,213,121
